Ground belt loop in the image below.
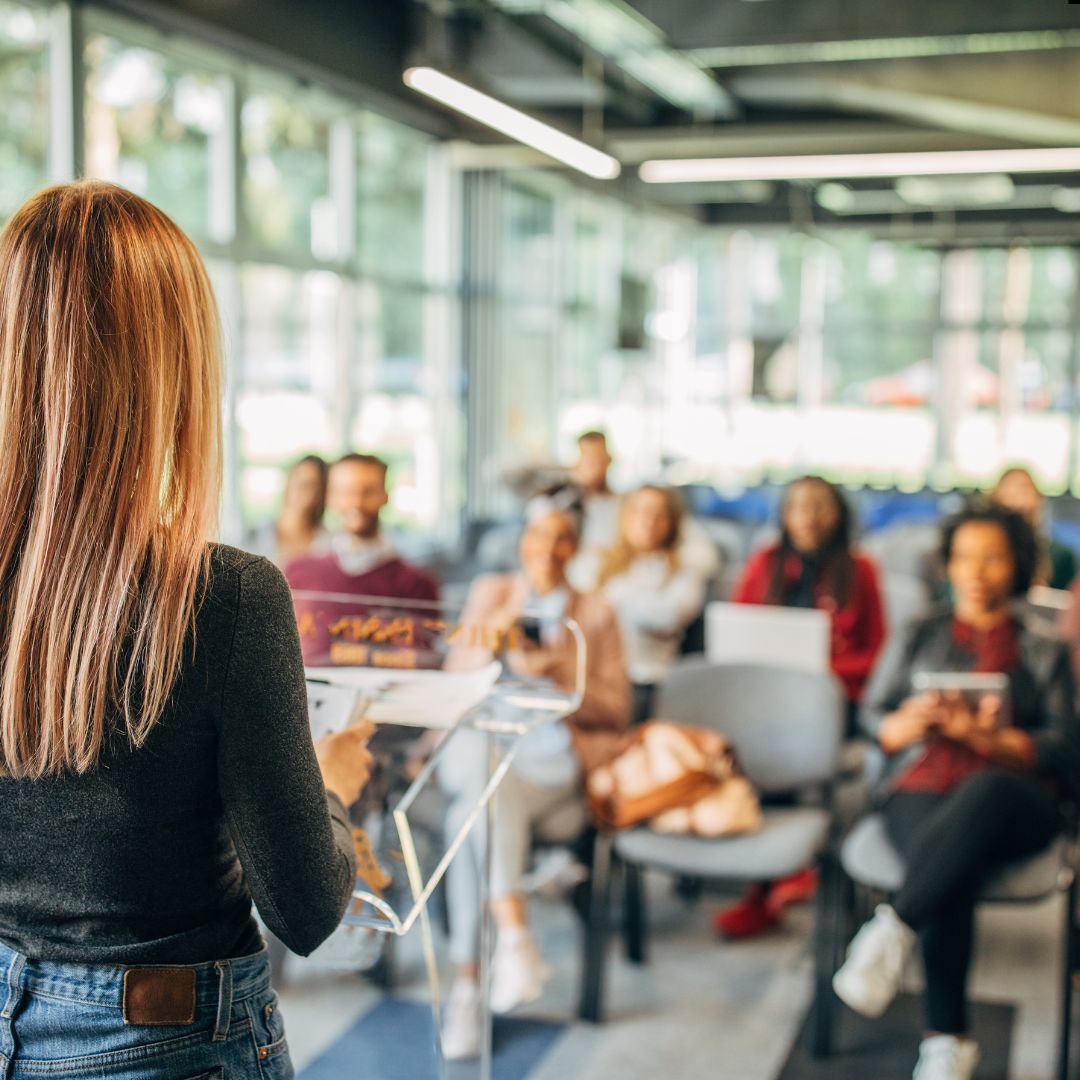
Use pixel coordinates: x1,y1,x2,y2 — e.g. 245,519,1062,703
1,954,23,1020
212,961,232,1042
0,950,26,1076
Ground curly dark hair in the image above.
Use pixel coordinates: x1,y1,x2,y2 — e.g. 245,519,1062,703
939,503,1038,597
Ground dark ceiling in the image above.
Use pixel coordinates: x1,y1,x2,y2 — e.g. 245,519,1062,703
98,0,1080,239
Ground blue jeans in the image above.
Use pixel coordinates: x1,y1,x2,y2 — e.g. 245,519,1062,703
0,939,292,1079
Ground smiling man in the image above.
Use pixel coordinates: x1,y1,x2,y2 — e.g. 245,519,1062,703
284,453,440,664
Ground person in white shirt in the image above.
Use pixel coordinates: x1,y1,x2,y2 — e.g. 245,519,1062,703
598,484,709,723
567,432,719,592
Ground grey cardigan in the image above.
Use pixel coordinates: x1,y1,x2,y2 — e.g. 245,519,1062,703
861,606,1080,800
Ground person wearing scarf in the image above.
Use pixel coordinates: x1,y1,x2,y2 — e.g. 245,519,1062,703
715,476,886,938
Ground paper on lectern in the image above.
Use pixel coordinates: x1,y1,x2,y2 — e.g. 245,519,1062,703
304,660,501,734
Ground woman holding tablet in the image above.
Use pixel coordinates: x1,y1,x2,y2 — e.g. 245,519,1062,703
715,476,887,938
0,183,370,1077
834,504,1080,1080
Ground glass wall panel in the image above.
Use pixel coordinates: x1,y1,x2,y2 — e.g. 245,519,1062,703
242,86,335,257
944,246,1078,490
236,264,342,524
501,180,555,303
0,1,49,222
85,34,226,239
357,112,427,282
350,283,444,533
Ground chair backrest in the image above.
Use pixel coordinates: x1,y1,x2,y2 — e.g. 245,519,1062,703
654,658,844,794
881,572,933,634
862,522,941,581
696,517,751,568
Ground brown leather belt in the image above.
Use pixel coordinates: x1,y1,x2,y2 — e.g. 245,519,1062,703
122,967,197,1026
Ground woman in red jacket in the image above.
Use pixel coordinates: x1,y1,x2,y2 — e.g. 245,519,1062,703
716,475,887,937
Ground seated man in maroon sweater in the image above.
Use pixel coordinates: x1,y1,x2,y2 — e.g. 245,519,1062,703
285,453,440,667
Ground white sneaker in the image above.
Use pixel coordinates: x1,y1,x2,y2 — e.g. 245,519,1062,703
489,927,552,1014
441,977,481,1061
912,1035,980,1080
521,849,590,899
832,904,915,1018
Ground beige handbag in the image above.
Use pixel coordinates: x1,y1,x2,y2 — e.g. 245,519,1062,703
587,722,762,838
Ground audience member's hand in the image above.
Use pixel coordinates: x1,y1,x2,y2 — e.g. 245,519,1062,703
935,691,1004,745
507,644,559,679
315,719,374,807
973,693,1005,734
879,694,940,752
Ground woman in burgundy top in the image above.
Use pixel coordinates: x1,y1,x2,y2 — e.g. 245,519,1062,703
833,505,1079,1080
716,477,887,938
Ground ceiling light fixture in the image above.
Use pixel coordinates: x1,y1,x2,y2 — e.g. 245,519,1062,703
639,147,1080,184
404,66,621,179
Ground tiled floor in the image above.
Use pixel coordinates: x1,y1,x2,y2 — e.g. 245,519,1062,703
279,875,1066,1080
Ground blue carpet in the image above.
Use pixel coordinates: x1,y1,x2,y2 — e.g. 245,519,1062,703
298,997,565,1080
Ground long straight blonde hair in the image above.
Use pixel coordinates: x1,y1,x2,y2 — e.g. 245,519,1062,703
0,181,222,778
597,484,685,587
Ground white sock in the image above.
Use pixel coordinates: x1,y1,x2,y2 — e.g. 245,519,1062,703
498,925,531,947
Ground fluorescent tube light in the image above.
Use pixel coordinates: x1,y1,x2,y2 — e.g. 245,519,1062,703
639,147,1080,184
404,66,621,180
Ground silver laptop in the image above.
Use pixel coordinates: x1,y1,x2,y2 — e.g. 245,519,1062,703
705,601,831,675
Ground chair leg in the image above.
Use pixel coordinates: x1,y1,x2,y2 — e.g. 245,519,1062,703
834,871,856,975
1057,875,1078,1080
623,861,648,965
578,831,614,1023
811,850,838,1059
367,935,395,991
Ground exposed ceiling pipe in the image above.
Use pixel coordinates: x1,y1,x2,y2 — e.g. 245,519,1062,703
728,74,1080,147
686,29,1080,70
488,0,739,120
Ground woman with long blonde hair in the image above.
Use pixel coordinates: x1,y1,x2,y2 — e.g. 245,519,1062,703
598,484,709,724
0,181,369,1077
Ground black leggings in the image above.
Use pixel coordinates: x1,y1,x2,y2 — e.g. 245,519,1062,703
882,769,1058,1035
631,682,656,726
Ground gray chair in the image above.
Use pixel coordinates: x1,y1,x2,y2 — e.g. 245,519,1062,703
581,660,845,1046
862,523,942,583
833,814,1079,1080
880,572,934,635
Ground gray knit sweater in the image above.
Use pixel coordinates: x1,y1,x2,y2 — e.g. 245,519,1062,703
0,544,356,963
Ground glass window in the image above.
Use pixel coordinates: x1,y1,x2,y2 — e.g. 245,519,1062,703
501,181,555,301
351,284,441,533
0,2,49,222
823,235,941,329
357,112,427,282
1027,247,1077,327
235,264,342,524
84,34,227,239
749,233,803,340
242,86,335,257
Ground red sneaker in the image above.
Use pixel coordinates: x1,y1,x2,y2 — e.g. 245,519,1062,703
712,886,781,939
767,868,819,912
